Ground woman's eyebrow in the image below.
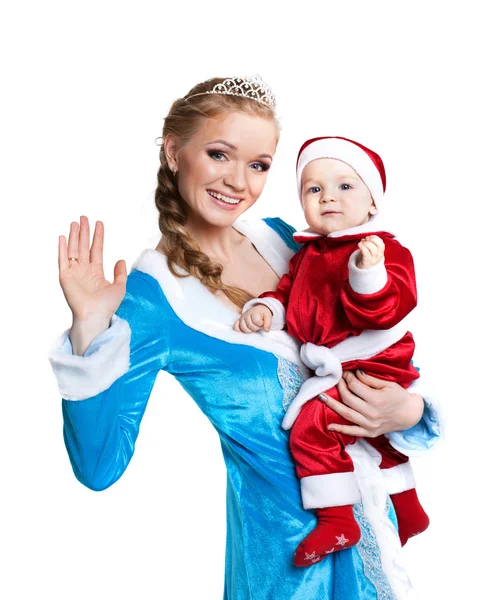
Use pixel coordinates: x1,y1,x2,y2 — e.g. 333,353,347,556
206,139,237,150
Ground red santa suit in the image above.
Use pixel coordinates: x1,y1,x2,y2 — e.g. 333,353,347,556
242,136,430,566
255,222,418,488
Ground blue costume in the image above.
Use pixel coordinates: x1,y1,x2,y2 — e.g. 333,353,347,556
49,217,440,600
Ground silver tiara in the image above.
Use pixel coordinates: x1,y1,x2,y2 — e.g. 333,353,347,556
185,75,276,107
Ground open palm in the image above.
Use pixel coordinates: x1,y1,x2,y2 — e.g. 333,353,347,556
58,216,127,321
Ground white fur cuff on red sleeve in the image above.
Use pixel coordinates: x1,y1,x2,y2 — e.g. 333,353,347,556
348,250,388,294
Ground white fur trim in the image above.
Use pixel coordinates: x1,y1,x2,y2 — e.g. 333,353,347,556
233,218,294,277
293,216,394,242
131,219,310,378
297,138,384,208
242,297,286,330
48,315,131,401
348,250,388,294
282,322,408,429
300,472,361,509
381,462,416,495
347,441,418,599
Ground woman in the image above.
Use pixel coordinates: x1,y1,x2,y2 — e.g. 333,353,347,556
49,76,439,599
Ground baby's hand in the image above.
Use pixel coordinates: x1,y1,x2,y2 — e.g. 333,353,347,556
356,235,385,269
233,304,273,334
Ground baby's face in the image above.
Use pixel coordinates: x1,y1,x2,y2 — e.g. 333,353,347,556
301,159,377,235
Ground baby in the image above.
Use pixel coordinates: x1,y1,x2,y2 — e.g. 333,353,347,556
234,136,429,567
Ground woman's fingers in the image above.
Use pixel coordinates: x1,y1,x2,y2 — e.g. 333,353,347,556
78,215,90,264
336,376,377,419
318,389,370,429
113,259,127,287
342,370,388,401
58,235,69,275
67,221,79,261
327,422,372,437
90,220,104,265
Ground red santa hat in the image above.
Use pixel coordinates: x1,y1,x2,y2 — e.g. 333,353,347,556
296,136,386,209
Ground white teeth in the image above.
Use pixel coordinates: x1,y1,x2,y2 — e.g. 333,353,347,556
208,190,241,204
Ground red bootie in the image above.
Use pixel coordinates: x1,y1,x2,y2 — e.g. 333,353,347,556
391,488,430,545
294,505,361,567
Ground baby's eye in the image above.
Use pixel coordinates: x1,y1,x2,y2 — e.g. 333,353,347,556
208,150,227,161
340,183,352,191
309,186,321,194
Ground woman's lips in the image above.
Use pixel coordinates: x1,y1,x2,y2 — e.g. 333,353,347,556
207,190,243,210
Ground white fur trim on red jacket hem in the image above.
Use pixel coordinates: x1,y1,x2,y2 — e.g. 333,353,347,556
380,462,416,495
300,471,361,509
348,250,388,295
48,315,131,401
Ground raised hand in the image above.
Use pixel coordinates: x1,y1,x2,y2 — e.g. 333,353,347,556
233,304,273,334
58,216,127,322
356,235,385,269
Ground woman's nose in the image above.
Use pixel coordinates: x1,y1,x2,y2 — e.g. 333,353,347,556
223,163,246,191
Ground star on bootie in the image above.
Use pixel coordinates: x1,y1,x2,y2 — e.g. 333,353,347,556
293,505,361,567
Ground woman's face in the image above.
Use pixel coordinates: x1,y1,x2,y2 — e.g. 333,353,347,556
170,112,278,229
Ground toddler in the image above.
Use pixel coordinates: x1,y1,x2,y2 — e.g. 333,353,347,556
234,136,429,566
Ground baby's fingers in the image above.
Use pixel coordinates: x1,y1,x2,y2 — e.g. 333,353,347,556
366,235,385,250
263,310,272,332
358,242,371,261
240,316,253,334
246,313,263,332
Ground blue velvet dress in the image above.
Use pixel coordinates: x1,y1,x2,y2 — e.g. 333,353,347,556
49,217,440,600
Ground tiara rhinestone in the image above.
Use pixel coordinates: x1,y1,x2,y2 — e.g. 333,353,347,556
186,75,276,107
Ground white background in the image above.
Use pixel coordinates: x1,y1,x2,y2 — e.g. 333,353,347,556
2,1,500,598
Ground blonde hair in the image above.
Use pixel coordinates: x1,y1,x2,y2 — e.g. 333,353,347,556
155,77,279,309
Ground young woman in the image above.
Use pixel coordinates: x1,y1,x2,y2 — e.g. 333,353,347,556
49,76,440,599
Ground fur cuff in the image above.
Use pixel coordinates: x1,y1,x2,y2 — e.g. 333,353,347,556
300,472,361,509
48,315,131,401
348,250,388,294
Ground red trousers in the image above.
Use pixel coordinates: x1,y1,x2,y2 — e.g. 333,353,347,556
290,385,410,480
289,340,419,487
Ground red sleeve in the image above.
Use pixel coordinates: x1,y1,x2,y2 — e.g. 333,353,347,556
340,238,417,330
258,246,304,309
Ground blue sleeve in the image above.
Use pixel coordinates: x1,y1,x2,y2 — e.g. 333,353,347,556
262,217,302,253
387,378,442,455
49,271,171,491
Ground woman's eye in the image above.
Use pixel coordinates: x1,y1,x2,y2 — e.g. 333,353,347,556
340,183,351,191
250,162,270,172
208,150,227,161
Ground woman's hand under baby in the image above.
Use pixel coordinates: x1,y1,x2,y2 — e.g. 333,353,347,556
356,235,385,269
233,304,273,333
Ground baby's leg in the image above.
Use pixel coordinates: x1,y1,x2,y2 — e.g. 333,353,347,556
289,390,361,567
367,436,430,545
